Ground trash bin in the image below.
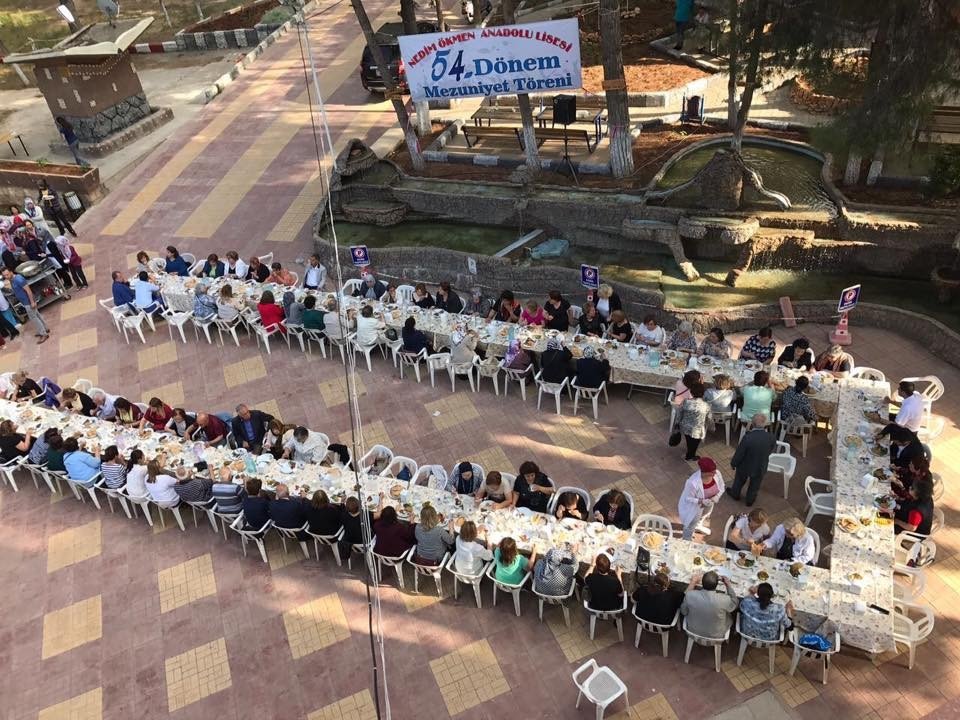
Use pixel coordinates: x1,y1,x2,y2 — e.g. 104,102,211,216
63,191,85,220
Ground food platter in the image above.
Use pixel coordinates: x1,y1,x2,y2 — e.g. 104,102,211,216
837,516,861,533
734,552,756,569
703,547,726,565
640,531,665,550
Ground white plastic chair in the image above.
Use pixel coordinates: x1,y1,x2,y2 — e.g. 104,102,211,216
398,348,428,382
930,507,945,537
584,593,629,641
533,575,577,627
153,502,187,532
571,659,628,720
22,460,56,494
738,409,777,442
380,456,419,480
120,490,154,527
901,375,946,439
230,514,273,563
807,527,822,565
851,367,886,382
767,441,797,499
683,617,730,672
710,409,737,446
631,513,674,537
350,334,383,372
893,564,927,602
257,252,274,267
448,354,480,392
120,312,148,344
735,612,784,675
183,497,218,532
304,328,328,358
180,252,197,267
65,473,102,509
71,378,93,394
340,278,363,297
570,304,583,320
285,323,308,353
547,486,592,516
803,476,835,527
788,628,840,684
779,417,814,458
373,548,409,589
408,548,449,596
215,314,248,347
394,285,415,305
412,465,448,490
275,522,310,559
892,600,935,670
250,318,281,354
535,370,571,415
306,527,344,565
485,563,531,616
162,309,192,344
359,445,394,474
0,455,24,492
894,533,937,568
500,361,532,401
426,352,451,388
572,377,608,419
190,314,216,344
633,606,680,657
94,478,132,518
477,360,501,395
99,297,130,333
446,556,489,608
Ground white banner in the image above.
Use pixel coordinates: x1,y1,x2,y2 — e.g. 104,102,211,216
398,19,581,102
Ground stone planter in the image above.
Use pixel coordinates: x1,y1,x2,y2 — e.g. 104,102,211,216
0,161,103,207
931,265,960,304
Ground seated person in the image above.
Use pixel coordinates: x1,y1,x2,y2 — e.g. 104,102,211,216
539,338,572,383
282,426,328,463
111,271,137,313
754,518,816,565
231,404,274,454
164,245,189,276
92,391,117,421
813,343,854,377
446,461,483,495
265,419,296,459
886,476,934,536
779,375,816,424
704,374,737,413
490,290,521,323
211,468,246,515
520,300,545,327
173,469,213,504
200,253,225,278
606,310,632,342
739,327,777,364
666,321,698,353
338,495,382,560
190,412,228,447
778,337,814,370
164,408,197,439
892,456,932,499
454,521,493,575
502,340,532,372
401,317,432,354
224,250,247,279
45,434,67,474
144,460,180,507
355,305,383,347
257,289,286,334
881,424,925,469
193,284,217,320
28,427,58,466
887,380,924,432
449,329,479,365
303,254,326,290
413,505,454,565
672,370,702,407
246,256,270,283
135,251,151,274
241,477,271,530
493,536,534,584
577,302,603,337
373,505,416,557
593,284,621,322
133,271,164,314
634,315,665,347
698,327,732,359
584,554,624,611
725,508,770,551
60,387,96,416
533,546,577,597
353,273,386,300
412,283,435,309
739,583,794,641
574,345,610,388
269,483,309,535
474,470,513,509
740,371,774,419
216,285,241,322
301,294,326,331
0,419,31,461
323,300,355,341
113,398,143,426
10,370,42,401
140,397,174,432
463,286,492,317
592,489,631,529
554,491,588,521
282,291,304,326
680,571,738,638
267,262,297,286
512,461,553,512
543,290,571,332
306,489,342,537
632,570,684,626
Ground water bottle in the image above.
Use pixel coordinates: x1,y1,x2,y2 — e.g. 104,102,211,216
244,454,257,476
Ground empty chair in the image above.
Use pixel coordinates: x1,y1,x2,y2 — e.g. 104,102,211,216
682,617,730,673
894,533,937,568
892,600,935,669
633,606,680,658
893,564,927,602
71,378,93,394
632,513,674,538
340,278,363,297
571,659,628,720
426,352,451,388
572,376,609,419
394,284,415,305
380,456,418,481
850,367,886,382
767,441,797,499
534,370,571,415
257,252,274,267
412,464,448,490
788,628,840,684
499,360,532,401
803,476,835,526
359,445,394,474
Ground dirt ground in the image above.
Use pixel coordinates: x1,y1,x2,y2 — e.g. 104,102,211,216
839,184,958,209
582,58,708,94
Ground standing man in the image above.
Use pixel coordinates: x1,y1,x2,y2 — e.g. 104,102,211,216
2,267,49,344
728,413,776,505
37,179,76,238
673,0,695,50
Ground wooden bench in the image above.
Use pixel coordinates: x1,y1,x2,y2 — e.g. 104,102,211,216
922,106,960,137
534,101,607,145
471,106,524,127
462,125,521,148
522,126,596,154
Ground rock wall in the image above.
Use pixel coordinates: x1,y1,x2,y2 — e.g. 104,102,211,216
65,92,151,142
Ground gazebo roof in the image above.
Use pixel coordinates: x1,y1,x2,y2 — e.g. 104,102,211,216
2,17,154,66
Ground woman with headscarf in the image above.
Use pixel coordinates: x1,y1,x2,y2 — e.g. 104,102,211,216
282,290,304,326
446,461,484,495
55,235,88,289
43,232,73,289
22,197,44,226
533,545,578,597
540,337,572,383
574,344,610,388
0,219,20,271
449,327,479,365
503,338,532,371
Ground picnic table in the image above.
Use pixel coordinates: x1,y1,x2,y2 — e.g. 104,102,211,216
0,130,29,157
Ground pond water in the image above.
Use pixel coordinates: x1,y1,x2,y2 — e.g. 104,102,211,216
326,221,522,256
657,144,836,214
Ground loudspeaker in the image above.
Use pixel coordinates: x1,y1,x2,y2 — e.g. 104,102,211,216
552,94,576,126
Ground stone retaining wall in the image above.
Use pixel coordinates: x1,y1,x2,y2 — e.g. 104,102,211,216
51,108,174,158
63,92,151,143
176,0,280,50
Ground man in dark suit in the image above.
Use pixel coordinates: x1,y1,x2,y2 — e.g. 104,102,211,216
241,477,271,531
230,404,274,454
728,413,776,505
269,483,309,539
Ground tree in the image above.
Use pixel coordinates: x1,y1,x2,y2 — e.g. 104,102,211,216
349,0,425,169
501,0,541,171
599,0,634,177
725,0,770,154
400,0,431,136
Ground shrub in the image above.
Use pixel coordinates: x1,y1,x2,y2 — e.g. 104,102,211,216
260,6,294,24
926,146,960,198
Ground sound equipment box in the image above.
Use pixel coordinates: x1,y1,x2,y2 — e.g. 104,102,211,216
552,94,576,126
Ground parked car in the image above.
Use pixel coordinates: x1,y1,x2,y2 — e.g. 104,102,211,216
360,21,438,94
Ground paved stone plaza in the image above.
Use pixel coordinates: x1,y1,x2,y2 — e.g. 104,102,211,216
1,2,959,719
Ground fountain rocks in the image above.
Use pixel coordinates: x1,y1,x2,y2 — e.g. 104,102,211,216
676,216,761,286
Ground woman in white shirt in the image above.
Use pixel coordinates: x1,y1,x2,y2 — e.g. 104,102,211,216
355,305,383,346
454,521,493,575
224,251,248,279
474,470,513,509
633,314,666,347
755,518,816,565
144,459,181,508
123,449,149,498
725,508,770,550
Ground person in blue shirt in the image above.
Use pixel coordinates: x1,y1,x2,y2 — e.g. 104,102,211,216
134,271,164,314
200,253,225,278
62,437,101,488
164,245,190,276
2,267,49,343
674,0,695,50
111,271,137,313
401,317,433,354
55,116,90,167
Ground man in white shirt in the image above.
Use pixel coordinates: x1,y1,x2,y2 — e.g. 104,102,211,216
282,426,328,463
304,254,327,290
92,391,118,421
891,381,924,432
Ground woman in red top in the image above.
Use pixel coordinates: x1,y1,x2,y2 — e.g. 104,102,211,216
372,506,416,558
257,289,287,334
140,397,173,432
